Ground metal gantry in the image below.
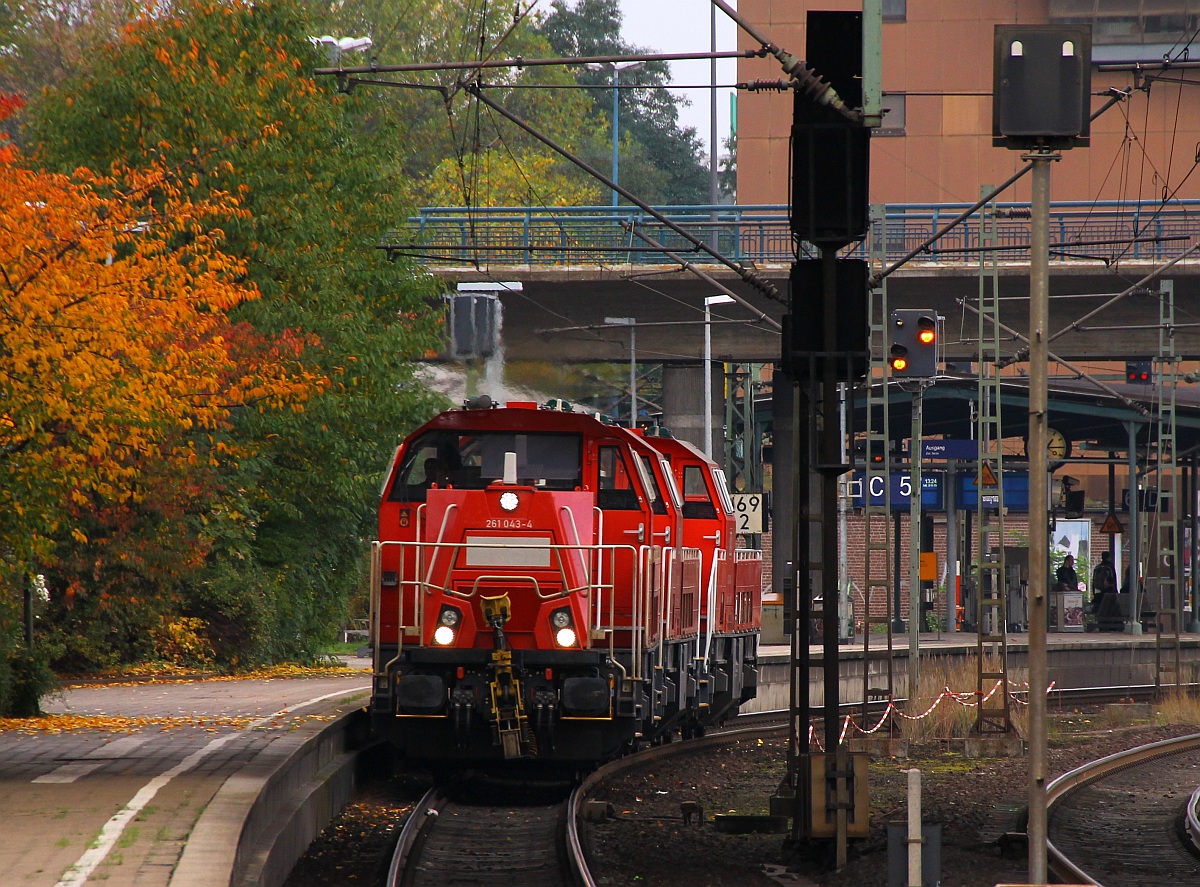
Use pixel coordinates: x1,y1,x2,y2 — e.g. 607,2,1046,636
1153,280,1183,694
862,205,897,726
974,188,1011,734
724,363,762,498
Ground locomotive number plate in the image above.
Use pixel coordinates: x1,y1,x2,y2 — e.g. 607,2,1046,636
484,518,534,529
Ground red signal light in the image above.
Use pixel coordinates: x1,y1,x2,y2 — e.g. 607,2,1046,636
916,315,936,345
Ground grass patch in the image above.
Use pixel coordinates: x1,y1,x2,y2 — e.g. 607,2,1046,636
899,654,1029,741
1155,690,1200,726
116,828,138,849
325,640,369,656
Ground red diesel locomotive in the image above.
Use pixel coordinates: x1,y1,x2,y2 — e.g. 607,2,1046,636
369,398,762,765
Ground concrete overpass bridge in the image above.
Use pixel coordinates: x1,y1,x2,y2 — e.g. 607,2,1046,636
394,200,1200,455
395,200,1200,370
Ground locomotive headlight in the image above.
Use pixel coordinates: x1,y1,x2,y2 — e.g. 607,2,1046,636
499,491,519,511
433,606,461,645
550,608,576,647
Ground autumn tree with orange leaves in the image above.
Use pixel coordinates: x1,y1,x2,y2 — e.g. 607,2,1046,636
0,90,327,701
23,0,444,670
1,151,321,553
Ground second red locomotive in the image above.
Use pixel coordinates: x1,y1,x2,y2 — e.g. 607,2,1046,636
368,398,762,765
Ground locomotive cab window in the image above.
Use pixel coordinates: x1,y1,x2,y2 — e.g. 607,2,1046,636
636,455,669,516
712,468,735,515
681,464,718,519
597,446,640,510
389,430,581,501
477,432,581,487
388,433,456,502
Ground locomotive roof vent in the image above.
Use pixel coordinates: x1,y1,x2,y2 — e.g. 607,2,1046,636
543,398,574,412
644,425,674,439
463,394,494,410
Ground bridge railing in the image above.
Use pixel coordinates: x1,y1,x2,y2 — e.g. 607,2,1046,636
392,201,1200,267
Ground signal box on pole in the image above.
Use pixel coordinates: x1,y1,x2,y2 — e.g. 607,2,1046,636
888,310,939,379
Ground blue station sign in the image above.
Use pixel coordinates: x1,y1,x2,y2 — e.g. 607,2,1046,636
957,471,1029,511
850,472,944,511
918,438,979,461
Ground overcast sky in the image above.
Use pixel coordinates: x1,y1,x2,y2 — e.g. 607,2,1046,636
617,0,738,159
535,0,740,160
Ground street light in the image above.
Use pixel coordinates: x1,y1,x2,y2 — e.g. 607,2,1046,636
587,62,645,206
704,295,735,459
604,316,636,427
308,35,373,66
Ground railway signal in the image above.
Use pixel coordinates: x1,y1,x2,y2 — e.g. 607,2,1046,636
889,310,938,378
1126,360,1152,384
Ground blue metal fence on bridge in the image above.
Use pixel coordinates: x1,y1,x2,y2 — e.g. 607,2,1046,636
392,201,1199,268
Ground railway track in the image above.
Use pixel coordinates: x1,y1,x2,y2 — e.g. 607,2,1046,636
383,713,787,887
303,690,1196,886
387,778,585,887
1047,731,1200,886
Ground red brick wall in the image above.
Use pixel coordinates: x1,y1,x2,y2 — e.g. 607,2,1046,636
761,512,1110,628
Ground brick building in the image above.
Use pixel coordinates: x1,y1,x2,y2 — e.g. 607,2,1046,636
736,1,1200,205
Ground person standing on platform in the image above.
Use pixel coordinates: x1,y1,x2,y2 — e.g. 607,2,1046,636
1056,554,1079,592
1091,551,1116,613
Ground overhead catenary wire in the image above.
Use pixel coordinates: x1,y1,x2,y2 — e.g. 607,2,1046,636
462,81,782,303
957,295,1152,418
325,6,1200,396
869,87,1133,288
998,239,1200,368
317,48,770,79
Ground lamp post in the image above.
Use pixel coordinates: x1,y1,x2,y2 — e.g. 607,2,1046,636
588,62,644,206
307,34,373,66
604,317,637,427
704,295,735,459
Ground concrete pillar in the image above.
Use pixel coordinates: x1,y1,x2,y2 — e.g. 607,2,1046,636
661,363,725,457
771,370,794,603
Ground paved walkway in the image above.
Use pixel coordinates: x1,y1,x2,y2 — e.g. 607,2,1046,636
0,666,370,887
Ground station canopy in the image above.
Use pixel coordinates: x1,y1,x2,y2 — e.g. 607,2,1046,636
858,374,1200,457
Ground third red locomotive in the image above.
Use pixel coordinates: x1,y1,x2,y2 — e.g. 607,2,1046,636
368,397,762,765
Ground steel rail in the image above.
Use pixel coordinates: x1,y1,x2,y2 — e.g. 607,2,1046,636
1045,731,1200,885
388,782,583,887
387,785,447,887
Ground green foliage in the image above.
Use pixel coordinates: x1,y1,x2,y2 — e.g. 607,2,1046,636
3,648,56,717
311,0,606,205
538,0,710,204
0,574,56,716
23,0,445,666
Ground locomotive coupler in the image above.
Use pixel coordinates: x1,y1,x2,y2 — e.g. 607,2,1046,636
481,593,531,758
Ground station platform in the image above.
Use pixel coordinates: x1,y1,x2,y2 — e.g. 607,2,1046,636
749,628,1200,714
0,666,371,887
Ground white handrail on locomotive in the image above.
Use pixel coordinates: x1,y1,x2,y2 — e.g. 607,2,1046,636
734,548,763,625
371,536,659,681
